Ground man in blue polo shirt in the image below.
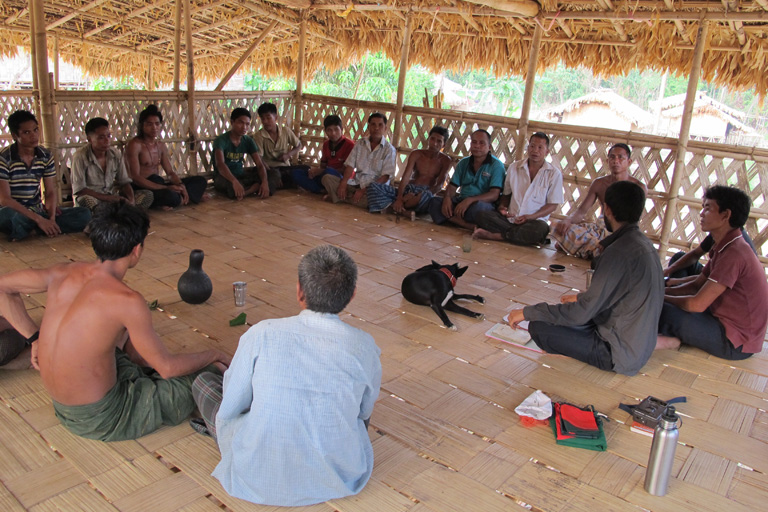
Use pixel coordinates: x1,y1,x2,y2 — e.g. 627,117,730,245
0,110,90,241
428,129,505,229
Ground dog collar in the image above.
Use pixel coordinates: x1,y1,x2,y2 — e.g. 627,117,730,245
440,267,457,288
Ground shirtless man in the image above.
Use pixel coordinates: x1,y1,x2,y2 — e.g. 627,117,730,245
0,202,231,441
125,105,208,209
366,126,453,217
552,143,645,259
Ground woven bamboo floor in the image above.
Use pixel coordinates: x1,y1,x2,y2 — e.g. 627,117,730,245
0,190,766,512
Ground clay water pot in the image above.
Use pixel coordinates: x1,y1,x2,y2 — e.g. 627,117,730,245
178,249,213,304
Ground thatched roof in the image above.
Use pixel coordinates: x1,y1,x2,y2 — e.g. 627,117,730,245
541,89,653,127
650,91,758,134
2,1,768,95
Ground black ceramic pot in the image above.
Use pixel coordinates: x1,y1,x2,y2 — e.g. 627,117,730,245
178,249,213,304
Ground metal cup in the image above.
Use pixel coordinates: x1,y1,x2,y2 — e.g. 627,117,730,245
585,269,594,289
233,281,247,307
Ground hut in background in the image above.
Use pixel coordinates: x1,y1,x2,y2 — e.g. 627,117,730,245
540,90,653,132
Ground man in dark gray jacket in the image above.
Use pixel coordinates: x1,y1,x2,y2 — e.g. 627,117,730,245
507,181,663,375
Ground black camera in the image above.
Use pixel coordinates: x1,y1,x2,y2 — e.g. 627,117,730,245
632,396,668,428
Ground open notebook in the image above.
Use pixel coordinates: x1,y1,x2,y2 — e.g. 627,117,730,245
485,315,542,352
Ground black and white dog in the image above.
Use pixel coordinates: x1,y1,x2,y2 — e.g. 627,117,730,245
401,261,484,330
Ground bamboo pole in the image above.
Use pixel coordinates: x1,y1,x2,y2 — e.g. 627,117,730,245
173,0,182,91
392,13,413,149
147,54,154,91
53,33,59,90
658,20,710,256
352,56,367,99
515,23,542,160
216,20,279,91
293,14,307,134
28,1,39,97
184,0,197,175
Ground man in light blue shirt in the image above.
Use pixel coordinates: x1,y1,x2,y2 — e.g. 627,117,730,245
191,245,381,507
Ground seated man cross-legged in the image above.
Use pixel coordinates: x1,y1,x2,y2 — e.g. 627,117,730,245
657,185,768,360
507,181,664,376
428,129,505,230
0,110,91,241
0,202,231,441
212,107,275,200
292,114,354,194
191,245,382,507
474,132,563,246
367,125,453,216
125,104,209,209
253,102,308,189
71,117,153,210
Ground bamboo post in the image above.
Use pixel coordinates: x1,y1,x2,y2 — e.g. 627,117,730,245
216,20,279,92
658,20,710,256
173,0,181,91
515,23,542,160
293,14,307,135
30,0,62,201
147,54,154,91
28,0,40,113
652,71,668,134
53,33,59,90
392,12,413,150
352,55,367,99
184,0,197,175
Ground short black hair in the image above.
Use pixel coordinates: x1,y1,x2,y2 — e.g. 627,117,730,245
473,129,491,143
324,115,343,129
704,185,751,228
7,110,37,136
605,181,645,224
368,112,387,124
231,107,251,121
137,105,162,137
530,132,550,147
85,117,109,135
257,102,278,117
429,125,449,142
89,202,150,262
610,143,632,159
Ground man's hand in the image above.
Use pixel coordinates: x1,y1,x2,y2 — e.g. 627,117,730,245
279,152,291,163
513,214,530,225
169,184,189,205
453,198,474,219
308,166,321,179
257,180,270,199
36,216,61,237
554,218,572,236
336,182,348,201
231,180,246,200
30,341,39,370
560,294,578,304
393,197,405,214
441,197,454,219
507,308,526,328
214,349,232,368
352,187,366,204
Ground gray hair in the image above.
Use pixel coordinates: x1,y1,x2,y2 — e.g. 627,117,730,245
298,245,357,314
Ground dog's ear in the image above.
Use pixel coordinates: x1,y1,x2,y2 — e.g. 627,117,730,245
431,260,440,268
456,265,468,277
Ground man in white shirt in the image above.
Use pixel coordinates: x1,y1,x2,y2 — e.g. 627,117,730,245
321,112,396,209
473,132,564,245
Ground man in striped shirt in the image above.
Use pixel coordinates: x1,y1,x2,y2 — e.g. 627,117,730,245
0,110,90,241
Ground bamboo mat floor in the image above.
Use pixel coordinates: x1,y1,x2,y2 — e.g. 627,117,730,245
0,190,766,511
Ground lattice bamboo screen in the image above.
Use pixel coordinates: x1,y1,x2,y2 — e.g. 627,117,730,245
2,90,766,263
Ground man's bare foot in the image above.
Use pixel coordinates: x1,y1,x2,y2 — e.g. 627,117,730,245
162,206,174,211
0,346,34,370
200,192,212,202
473,227,502,241
655,335,681,351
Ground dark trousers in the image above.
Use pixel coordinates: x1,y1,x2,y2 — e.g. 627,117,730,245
658,302,751,360
667,251,704,279
528,321,614,371
213,167,281,199
428,196,495,225
291,166,342,194
475,210,550,245
272,165,309,190
0,206,91,241
136,174,208,208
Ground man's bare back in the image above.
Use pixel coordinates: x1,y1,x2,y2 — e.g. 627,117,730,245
37,262,138,405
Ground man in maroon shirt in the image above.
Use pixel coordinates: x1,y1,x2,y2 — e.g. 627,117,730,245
657,185,767,360
292,115,354,194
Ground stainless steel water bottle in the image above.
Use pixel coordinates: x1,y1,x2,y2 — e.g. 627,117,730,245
644,405,680,496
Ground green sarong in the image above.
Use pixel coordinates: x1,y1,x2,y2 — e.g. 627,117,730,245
53,349,216,442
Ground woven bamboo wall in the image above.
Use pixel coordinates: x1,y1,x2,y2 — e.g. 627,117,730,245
1,90,766,262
